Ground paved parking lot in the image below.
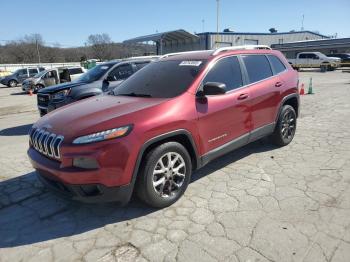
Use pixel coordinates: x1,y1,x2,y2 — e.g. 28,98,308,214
0,71,349,262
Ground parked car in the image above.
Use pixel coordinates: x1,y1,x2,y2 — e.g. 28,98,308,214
0,67,46,87
22,67,85,93
326,53,350,67
36,56,158,116
288,52,340,71
28,47,299,207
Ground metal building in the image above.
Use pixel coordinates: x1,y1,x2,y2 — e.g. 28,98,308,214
271,38,350,58
124,29,328,55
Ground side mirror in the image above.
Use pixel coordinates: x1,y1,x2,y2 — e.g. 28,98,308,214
201,82,226,96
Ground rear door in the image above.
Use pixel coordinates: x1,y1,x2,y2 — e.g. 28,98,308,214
240,54,280,134
196,56,252,154
298,53,309,67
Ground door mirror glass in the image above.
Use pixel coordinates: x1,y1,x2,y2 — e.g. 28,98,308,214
202,82,226,96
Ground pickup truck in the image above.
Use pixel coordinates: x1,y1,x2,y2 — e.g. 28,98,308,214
288,52,341,71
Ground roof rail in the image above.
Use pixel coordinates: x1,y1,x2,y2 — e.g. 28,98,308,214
160,50,208,59
212,45,271,55
121,55,161,61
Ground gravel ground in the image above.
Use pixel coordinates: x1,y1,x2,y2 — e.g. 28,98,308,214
0,70,349,262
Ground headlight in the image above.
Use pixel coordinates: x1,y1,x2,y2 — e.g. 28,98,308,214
52,89,71,100
72,125,132,144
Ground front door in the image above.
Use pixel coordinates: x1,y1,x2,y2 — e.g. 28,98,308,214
196,56,252,155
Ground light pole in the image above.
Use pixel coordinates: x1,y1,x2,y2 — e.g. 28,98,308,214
36,39,41,65
216,0,220,48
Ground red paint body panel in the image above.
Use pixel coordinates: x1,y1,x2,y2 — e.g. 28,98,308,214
28,49,299,201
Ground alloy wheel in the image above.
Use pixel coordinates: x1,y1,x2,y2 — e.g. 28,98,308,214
281,109,296,140
152,152,186,198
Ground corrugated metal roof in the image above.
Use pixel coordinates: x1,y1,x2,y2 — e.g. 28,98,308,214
271,38,350,49
197,30,329,38
124,29,199,44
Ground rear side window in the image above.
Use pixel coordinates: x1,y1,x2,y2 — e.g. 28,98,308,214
299,54,308,59
69,68,83,75
203,56,243,92
268,55,286,74
28,69,38,75
108,64,134,81
134,62,150,71
242,55,273,83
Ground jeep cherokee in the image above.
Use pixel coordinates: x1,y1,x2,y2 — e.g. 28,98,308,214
28,47,299,208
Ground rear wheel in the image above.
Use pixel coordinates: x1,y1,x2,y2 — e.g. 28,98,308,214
136,142,192,208
8,80,17,87
270,105,297,146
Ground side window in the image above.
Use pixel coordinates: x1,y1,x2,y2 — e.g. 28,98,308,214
299,54,307,59
134,62,150,71
19,69,27,75
268,55,286,74
29,69,38,76
108,64,134,81
69,68,83,75
242,55,273,83
39,67,46,72
203,56,243,92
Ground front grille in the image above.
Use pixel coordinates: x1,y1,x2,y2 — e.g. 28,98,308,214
37,93,50,107
29,128,64,160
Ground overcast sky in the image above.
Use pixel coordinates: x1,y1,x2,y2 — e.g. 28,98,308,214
1,0,349,47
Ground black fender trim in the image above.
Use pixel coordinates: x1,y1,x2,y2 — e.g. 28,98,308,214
275,93,300,122
126,129,201,201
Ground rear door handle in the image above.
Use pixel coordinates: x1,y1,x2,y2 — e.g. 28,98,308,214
275,82,283,87
237,93,249,100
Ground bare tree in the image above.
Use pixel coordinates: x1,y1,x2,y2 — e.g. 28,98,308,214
86,33,113,61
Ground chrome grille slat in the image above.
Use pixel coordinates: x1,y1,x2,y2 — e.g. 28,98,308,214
29,128,64,160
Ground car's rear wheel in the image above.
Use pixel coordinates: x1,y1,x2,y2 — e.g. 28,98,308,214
136,142,192,208
8,80,17,87
270,105,297,146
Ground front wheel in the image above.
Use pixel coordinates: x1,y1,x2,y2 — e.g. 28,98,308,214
8,80,17,87
270,105,297,146
136,142,192,208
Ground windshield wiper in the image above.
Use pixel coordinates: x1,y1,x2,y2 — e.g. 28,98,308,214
117,92,152,98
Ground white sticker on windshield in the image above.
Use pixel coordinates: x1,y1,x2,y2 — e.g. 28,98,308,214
101,66,109,70
179,61,202,66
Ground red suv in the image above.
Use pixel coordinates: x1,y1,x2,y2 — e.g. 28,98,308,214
28,48,299,207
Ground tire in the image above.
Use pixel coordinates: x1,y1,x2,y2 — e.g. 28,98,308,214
8,80,17,87
34,84,44,94
270,105,297,146
136,142,192,208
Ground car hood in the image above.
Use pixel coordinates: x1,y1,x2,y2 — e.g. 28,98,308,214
23,78,36,84
38,81,88,94
33,95,169,140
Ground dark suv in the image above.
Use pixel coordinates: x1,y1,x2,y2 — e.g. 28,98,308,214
0,67,45,87
28,48,299,207
37,57,158,116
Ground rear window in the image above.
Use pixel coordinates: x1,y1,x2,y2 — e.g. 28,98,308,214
114,60,206,98
69,68,83,75
268,55,286,74
134,62,150,71
242,55,273,83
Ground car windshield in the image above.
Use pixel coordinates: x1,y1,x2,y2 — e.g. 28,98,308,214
77,63,114,82
33,70,48,78
113,60,206,98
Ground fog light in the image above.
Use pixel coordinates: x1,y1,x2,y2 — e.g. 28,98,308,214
73,157,99,169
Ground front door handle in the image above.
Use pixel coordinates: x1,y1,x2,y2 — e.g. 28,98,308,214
275,82,283,87
238,93,249,100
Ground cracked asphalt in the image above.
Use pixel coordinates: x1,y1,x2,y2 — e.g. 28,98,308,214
0,70,350,262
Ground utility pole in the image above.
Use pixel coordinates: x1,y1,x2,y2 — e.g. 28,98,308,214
216,0,220,48
301,14,304,31
36,39,41,65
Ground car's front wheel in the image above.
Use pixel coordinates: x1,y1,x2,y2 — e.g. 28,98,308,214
8,80,17,87
136,142,192,208
270,105,297,146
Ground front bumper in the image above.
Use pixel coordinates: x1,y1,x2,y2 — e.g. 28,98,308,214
27,135,139,203
36,171,133,204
